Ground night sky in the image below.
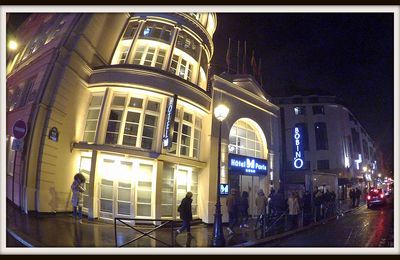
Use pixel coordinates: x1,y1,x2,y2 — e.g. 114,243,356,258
212,13,394,172
7,12,395,172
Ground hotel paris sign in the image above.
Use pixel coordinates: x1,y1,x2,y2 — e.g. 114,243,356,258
228,153,268,176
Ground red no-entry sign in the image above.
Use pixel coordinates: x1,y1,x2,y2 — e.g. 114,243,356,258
12,119,27,140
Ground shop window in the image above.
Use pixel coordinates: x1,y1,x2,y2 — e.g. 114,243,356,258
83,93,104,143
78,156,92,211
229,119,265,158
161,165,175,218
139,21,173,43
136,164,153,217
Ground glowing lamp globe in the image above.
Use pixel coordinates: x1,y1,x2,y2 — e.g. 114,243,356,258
8,40,18,50
214,104,229,122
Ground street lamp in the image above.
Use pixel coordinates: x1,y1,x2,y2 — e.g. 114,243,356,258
212,103,229,247
8,40,18,51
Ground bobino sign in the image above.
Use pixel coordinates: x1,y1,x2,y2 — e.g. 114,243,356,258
162,94,177,149
228,153,268,176
293,126,305,169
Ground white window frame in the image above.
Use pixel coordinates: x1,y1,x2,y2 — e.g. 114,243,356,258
105,92,161,150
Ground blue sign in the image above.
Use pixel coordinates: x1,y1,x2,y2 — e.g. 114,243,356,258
162,95,177,149
220,184,229,196
228,153,268,176
293,126,304,169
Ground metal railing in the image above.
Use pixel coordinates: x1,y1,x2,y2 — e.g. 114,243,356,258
114,217,176,247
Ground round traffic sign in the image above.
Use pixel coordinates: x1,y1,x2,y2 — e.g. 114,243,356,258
12,119,27,139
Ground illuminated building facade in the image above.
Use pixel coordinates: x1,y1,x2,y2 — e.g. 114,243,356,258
273,94,378,199
6,13,281,223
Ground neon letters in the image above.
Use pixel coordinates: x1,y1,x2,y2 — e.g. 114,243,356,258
293,126,304,169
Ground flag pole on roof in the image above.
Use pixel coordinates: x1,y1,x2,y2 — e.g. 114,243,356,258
236,40,240,74
242,40,247,74
225,37,231,74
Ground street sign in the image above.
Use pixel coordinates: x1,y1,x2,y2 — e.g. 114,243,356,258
12,119,27,140
12,138,24,151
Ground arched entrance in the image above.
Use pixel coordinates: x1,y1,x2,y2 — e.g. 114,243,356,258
228,118,268,216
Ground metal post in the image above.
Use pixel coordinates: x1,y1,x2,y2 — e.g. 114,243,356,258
212,120,225,247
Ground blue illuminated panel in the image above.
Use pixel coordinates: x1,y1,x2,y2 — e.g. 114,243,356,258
162,95,177,148
228,153,268,176
293,126,305,169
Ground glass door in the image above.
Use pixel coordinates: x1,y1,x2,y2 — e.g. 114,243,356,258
135,163,154,218
99,158,134,219
78,156,92,214
239,175,260,217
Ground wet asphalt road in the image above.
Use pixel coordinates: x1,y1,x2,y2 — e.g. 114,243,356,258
258,198,394,247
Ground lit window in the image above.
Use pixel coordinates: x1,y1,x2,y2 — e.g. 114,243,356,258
131,42,167,69
83,93,104,143
139,21,173,43
103,94,161,150
294,106,306,115
165,108,202,159
169,54,194,82
229,119,264,158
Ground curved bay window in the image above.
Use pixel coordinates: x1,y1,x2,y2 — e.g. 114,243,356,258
165,107,202,159
229,119,266,159
104,93,161,150
111,18,210,90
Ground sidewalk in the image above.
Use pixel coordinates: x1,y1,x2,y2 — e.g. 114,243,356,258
6,199,365,248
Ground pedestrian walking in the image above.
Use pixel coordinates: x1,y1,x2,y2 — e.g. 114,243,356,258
239,191,249,228
255,189,268,230
226,188,239,235
71,173,86,223
287,192,300,230
313,187,323,221
267,188,276,219
355,187,361,207
349,187,356,208
176,191,194,237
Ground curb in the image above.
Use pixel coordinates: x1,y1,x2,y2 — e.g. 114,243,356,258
6,228,43,247
235,204,366,247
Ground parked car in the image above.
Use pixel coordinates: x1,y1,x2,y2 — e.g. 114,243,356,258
367,188,386,208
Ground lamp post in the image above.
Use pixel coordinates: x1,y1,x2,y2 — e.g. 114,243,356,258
212,104,229,247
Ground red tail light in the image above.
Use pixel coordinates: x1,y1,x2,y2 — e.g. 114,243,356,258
380,194,384,198
367,195,371,200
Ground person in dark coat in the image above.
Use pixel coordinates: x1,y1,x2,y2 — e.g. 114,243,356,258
226,188,239,235
349,188,356,208
176,192,193,236
355,187,361,207
239,191,249,228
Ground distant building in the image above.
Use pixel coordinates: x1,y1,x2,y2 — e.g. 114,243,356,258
6,13,281,223
272,94,378,199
